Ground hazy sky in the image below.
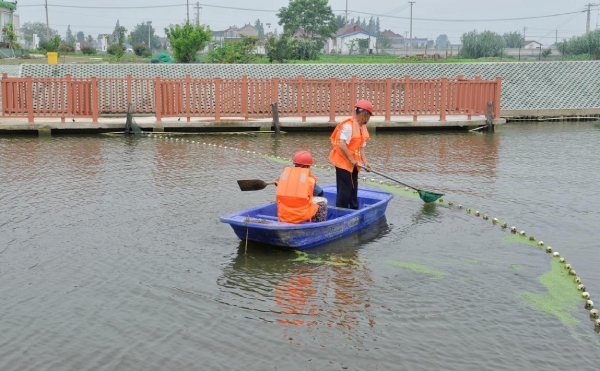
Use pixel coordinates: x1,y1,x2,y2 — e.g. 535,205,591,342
16,0,597,45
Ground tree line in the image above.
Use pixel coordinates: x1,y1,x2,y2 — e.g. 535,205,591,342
16,0,600,63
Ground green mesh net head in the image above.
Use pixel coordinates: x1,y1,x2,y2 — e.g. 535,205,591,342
418,190,444,203
125,112,142,136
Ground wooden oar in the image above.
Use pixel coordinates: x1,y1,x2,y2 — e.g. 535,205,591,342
237,179,276,191
360,166,444,203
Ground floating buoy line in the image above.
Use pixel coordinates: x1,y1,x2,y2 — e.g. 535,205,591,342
145,133,598,333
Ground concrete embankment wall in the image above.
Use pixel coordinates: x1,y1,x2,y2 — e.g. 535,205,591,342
5,61,600,120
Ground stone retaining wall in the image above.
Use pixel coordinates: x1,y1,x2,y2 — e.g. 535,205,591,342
11,61,600,116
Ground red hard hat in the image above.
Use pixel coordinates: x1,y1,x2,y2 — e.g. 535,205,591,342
292,150,313,166
354,99,374,115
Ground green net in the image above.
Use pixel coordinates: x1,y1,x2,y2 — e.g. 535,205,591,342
125,112,142,136
418,190,444,203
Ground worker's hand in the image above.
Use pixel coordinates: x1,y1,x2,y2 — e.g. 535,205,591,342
350,159,358,167
363,162,371,172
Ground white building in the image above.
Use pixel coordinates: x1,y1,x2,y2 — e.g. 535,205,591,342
523,40,542,49
325,24,377,55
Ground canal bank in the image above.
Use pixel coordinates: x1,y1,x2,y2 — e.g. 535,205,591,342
0,114,502,135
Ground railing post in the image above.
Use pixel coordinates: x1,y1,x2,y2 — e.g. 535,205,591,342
329,77,336,122
27,75,34,123
64,74,72,123
350,75,357,107
1,73,7,117
185,74,191,123
297,75,305,122
126,74,132,109
494,76,502,119
215,77,221,123
242,75,248,121
439,77,447,121
403,75,410,115
155,77,162,123
272,77,280,118
475,75,482,115
91,76,98,123
385,77,392,121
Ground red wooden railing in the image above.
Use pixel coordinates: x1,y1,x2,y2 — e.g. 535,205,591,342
1,73,502,124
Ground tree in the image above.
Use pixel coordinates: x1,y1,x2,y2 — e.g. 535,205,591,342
86,35,94,47
113,20,121,41
44,35,61,52
129,22,160,49
557,30,600,59
76,31,85,42
254,19,265,39
503,31,524,48
207,36,259,63
335,15,345,28
376,32,392,50
21,21,58,44
459,30,504,59
165,21,212,63
435,34,449,49
65,25,75,46
266,32,293,62
277,0,338,60
3,23,20,49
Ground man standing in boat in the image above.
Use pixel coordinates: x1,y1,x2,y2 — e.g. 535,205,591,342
276,151,327,223
329,100,373,209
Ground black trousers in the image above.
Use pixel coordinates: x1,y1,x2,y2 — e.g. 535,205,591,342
335,166,359,209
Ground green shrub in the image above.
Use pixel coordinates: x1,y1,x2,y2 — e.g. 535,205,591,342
107,44,126,55
133,43,150,57
80,46,95,55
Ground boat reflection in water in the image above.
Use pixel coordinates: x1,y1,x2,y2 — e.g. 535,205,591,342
217,217,391,331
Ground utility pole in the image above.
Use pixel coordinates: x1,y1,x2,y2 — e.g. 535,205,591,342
409,1,415,51
147,21,152,50
409,2,415,52
586,3,600,33
555,30,558,44
345,0,348,24
187,0,189,23
194,2,201,26
45,0,50,41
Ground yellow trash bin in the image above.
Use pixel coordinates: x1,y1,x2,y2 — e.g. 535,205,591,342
47,52,58,65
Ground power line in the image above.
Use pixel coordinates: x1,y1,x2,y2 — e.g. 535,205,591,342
19,3,585,23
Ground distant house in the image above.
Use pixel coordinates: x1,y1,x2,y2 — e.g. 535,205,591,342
407,37,429,49
212,24,259,46
96,34,110,52
523,40,542,49
381,29,404,48
325,24,377,55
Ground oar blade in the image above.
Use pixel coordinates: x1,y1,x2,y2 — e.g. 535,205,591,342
237,179,269,191
418,190,444,203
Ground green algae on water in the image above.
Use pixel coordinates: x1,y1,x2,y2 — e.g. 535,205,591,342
292,250,355,266
503,235,544,249
384,261,445,279
521,259,584,325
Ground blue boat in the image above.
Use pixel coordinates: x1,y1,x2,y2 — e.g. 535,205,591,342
220,185,393,249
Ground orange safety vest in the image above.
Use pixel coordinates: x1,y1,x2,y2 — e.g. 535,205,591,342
328,117,370,173
276,167,319,224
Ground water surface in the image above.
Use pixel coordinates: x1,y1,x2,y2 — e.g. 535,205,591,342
1,122,599,370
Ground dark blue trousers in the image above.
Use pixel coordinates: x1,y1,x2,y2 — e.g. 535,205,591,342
335,166,359,209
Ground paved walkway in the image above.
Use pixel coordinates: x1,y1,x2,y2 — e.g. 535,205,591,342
0,114,503,134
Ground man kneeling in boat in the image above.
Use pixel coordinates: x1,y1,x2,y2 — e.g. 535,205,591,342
276,151,328,224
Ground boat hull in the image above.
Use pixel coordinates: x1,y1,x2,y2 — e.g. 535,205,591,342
220,185,393,249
